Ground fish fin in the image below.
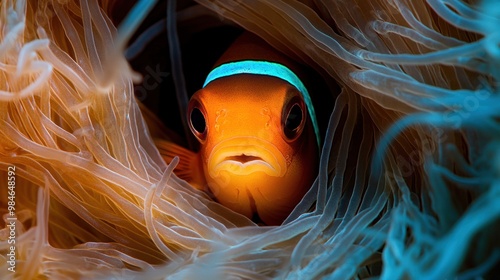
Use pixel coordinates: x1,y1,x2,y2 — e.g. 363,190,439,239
154,139,205,190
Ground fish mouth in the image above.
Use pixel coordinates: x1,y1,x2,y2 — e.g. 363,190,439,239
225,155,263,164
208,137,287,178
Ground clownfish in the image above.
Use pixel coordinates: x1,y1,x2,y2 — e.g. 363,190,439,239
156,32,319,225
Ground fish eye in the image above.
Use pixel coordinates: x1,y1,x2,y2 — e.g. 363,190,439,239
189,107,207,141
282,99,305,141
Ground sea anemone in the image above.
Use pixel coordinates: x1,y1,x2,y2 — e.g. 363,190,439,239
0,0,499,279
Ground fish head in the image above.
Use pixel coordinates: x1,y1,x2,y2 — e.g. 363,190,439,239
188,74,318,225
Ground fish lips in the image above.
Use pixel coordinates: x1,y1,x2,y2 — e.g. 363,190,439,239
207,137,287,178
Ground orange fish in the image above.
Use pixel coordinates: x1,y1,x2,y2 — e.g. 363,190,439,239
156,33,319,225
